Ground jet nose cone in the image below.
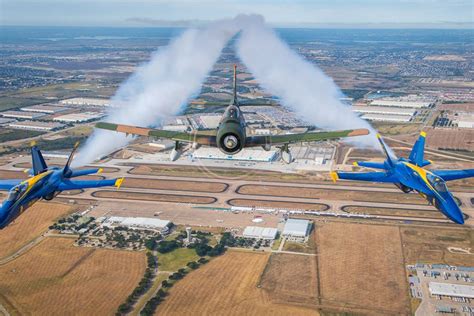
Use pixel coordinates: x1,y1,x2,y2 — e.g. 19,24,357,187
451,211,465,225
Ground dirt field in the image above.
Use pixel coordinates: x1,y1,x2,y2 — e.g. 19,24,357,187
400,226,474,266
343,206,446,219
317,222,410,315
259,253,318,307
157,250,319,315
0,202,72,259
237,184,427,205
0,237,145,316
123,177,228,193
228,198,329,211
92,190,217,204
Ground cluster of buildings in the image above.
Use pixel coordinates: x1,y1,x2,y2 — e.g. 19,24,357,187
242,218,312,243
0,97,109,132
352,95,435,123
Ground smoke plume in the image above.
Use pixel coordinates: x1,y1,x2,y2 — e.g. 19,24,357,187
73,17,244,166
236,17,379,149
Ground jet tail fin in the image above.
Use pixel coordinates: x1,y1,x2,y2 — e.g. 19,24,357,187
376,134,396,167
31,143,48,176
63,142,80,177
409,131,430,166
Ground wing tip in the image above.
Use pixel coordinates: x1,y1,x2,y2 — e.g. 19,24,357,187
330,171,339,183
352,162,359,167
115,177,124,189
420,131,427,137
97,168,103,174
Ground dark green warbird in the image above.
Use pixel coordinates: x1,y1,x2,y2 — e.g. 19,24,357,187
95,65,369,163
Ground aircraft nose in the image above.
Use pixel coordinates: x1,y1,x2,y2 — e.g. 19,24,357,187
451,210,465,225
224,135,238,149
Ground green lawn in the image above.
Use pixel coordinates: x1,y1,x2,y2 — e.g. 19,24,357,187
157,248,199,272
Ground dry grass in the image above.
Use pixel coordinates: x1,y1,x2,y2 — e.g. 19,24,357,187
0,202,72,259
123,177,228,193
238,184,427,205
343,206,446,219
92,190,216,204
317,222,410,315
157,250,319,316
260,253,318,307
229,198,329,211
0,237,146,316
400,226,474,266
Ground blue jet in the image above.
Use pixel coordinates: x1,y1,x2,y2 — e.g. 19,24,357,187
331,132,474,224
0,143,124,229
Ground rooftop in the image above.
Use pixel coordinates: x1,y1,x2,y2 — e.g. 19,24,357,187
282,219,311,237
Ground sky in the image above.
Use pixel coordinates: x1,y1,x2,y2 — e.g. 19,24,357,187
0,0,472,28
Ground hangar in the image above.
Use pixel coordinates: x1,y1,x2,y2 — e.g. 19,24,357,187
429,282,474,299
242,226,278,240
282,219,311,242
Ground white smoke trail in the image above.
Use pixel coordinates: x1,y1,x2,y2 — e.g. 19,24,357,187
73,17,245,167
236,17,380,149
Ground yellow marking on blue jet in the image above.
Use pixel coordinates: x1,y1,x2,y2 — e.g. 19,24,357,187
330,171,339,183
352,162,359,167
420,131,426,137
403,162,444,201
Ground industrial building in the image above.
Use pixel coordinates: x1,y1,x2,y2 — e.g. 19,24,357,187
0,117,15,125
370,99,433,108
102,216,172,233
60,97,111,107
53,112,104,123
352,105,417,116
20,104,68,114
1,111,45,120
242,226,278,240
192,148,278,162
453,114,474,129
8,120,65,131
428,282,474,299
359,113,413,123
282,219,311,242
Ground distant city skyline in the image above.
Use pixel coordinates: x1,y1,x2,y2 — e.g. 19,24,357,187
0,0,473,28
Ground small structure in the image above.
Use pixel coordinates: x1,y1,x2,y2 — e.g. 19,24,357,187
186,227,192,244
282,219,311,242
242,226,278,240
103,216,172,234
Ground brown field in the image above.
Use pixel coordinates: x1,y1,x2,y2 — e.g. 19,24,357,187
228,198,329,211
237,184,427,205
400,226,474,266
425,127,474,152
123,177,228,193
0,237,145,316
317,222,410,315
92,190,217,204
259,253,318,307
157,250,319,315
0,202,72,259
343,206,446,219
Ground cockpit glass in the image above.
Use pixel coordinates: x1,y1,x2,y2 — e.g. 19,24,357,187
7,183,27,201
427,174,447,192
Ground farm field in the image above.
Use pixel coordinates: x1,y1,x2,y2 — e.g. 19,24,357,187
92,190,217,204
316,222,410,315
0,202,72,259
156,250,319,315
123,177,228,193
0,237,145,315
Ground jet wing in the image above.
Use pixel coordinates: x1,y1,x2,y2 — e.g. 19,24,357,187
331,171,397,183
58,178,124,191
245,129,369,147
0,179,22,191
432,169,474,182
95,122,217,146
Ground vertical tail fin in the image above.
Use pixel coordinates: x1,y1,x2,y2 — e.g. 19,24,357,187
63,142,80,177
376,134,396,167
409,131,430,166
31,143,48,176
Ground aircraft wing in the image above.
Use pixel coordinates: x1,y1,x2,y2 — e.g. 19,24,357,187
331,171,397,183
95,122,217,146
245,129,369,147
58,178,124,191
0,179,22,191
432,169,474,182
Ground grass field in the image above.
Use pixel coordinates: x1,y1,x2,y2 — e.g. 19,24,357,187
0,202,72,259
0,237,146,316
123,178,228,193
158,248,199,272
0,97,47,111
0,129,45,143
260,253,318,307
157,250,319,315
400,226,474,266
317,222,410,315
92,190,217,204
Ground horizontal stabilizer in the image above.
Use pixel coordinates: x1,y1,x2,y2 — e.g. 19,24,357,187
58,178,121,191
68,168,103,178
